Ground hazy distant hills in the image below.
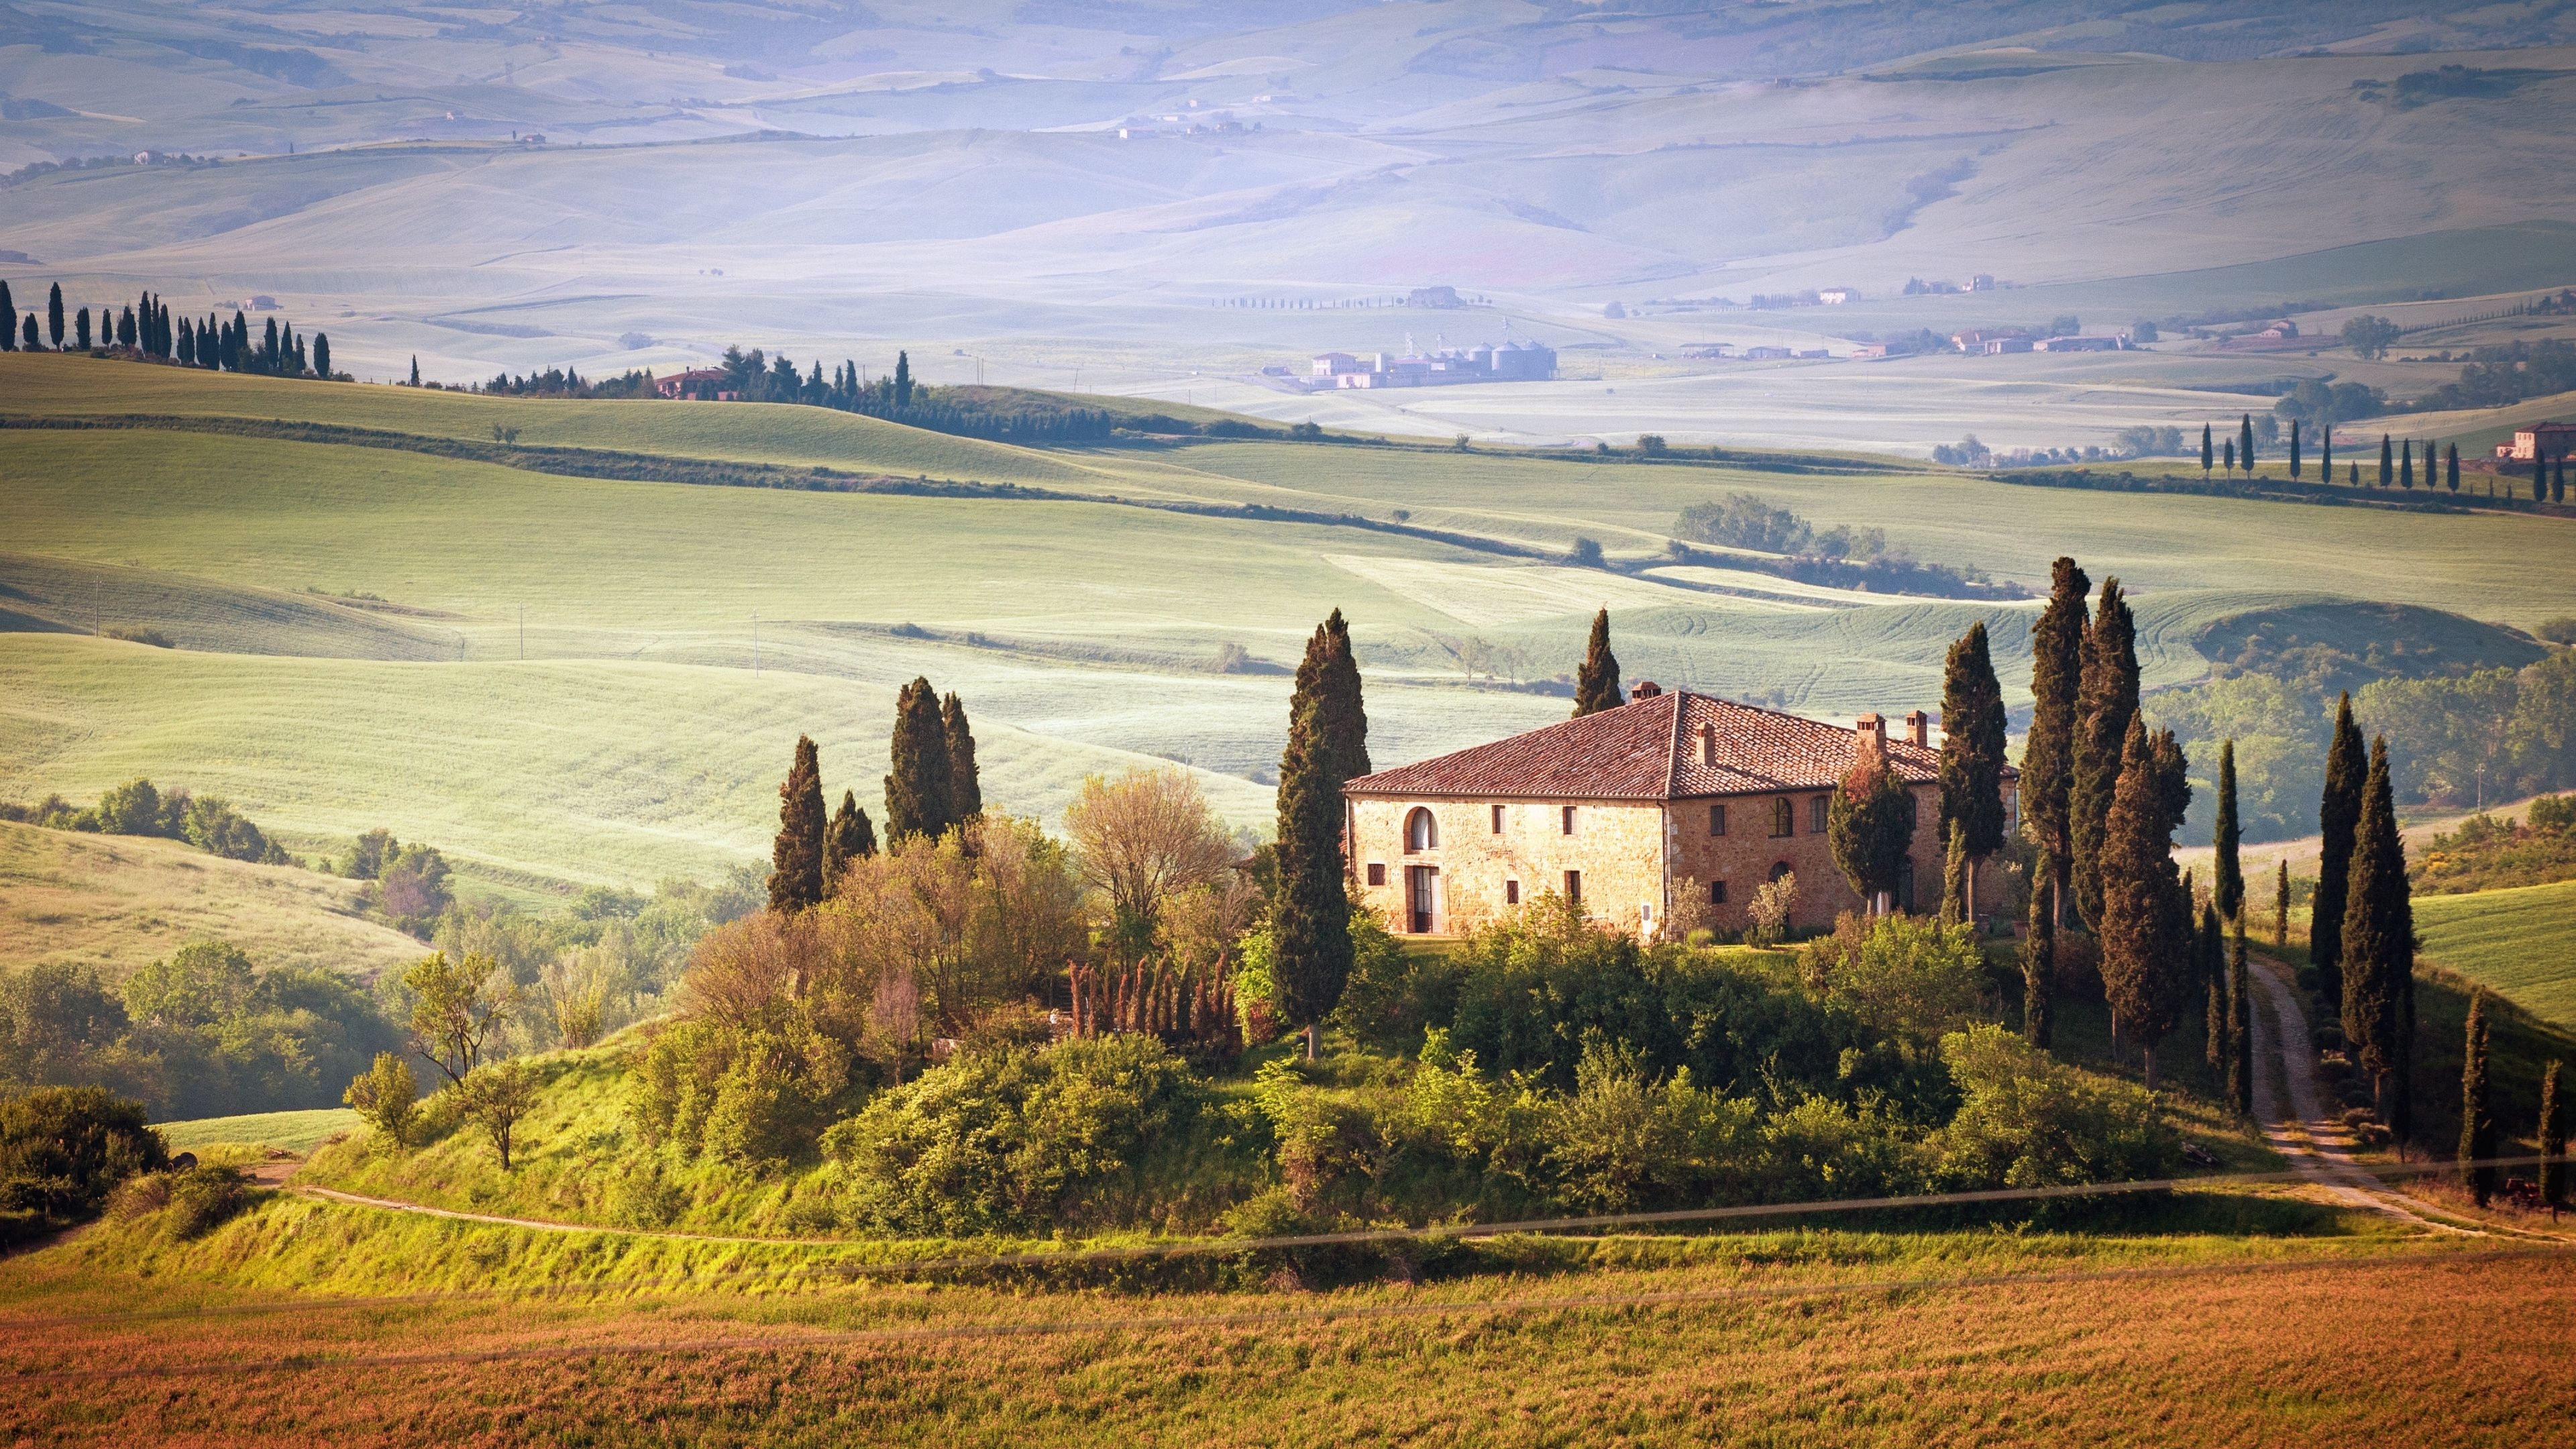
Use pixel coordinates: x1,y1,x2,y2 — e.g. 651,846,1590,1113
10,1,2576,447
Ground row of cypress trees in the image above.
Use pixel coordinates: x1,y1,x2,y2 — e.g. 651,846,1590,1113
763,679,979,913
0,279,332,378
2307,694,2419,1140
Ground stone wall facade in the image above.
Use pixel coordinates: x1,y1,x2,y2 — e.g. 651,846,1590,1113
1349,779,2017,942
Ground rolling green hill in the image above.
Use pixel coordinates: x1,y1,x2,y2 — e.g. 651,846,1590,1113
2416,879,2576,1030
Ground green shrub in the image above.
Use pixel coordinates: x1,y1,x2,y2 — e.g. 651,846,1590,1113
107,1163,254,1239
1923,1024,2176,1189
0,1085,168,1244
826,1035,1195,1236
1542,1036,1760,1214
630,1020,856,1167
2530,794,2575,834
1808,913,1989,1036
342,1051,419,1148
1331,912,1461,1054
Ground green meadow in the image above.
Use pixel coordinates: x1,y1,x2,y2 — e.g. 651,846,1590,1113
2417,879,2576,1032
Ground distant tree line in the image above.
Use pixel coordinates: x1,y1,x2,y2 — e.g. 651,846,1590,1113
1671,492,2026,600
1,278,337,378
2,778,289,865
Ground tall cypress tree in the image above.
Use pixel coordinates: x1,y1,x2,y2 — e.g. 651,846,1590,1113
1316,608,1371,785
1570,608,1621,716
2400,439,2414,489
313,333,331,379
2098,716,2191,1088
2213,738,2244,924
2223,437,2235,472
1273,692,1352,1060
116,305,136,349
0,278,14,352
941,692,982,823
2071,577,2138,928
2275,858,2290,948
768,735,827,912
2320,428,2332,482
2447,443,2461,492
1941,820,1970,925
1937,620,2008,916
2202,902,2225,1070
2459,987,2495,1206
893,350,912,407
2378,434,2393,487
824,789,876,883
884,678,954,841
2288,418,2300,478
46,282,63,350
2239,413,2255,474
2341,736,2415,1145
2023,558,2088,928
73,307,90,352
2200,422,2214,474
2023,869,2054,1048
2229,918,2253,1116
409,355,421,387
19,315,35,351
2541,1061,2565,1214
2312,694,2366,1017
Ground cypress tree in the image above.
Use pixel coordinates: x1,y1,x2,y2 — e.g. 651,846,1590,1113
2320,429,2332,482
1940,819,1970,925
19,315,35,351
2289,418,2301,478
2202,902,2226,1069
1937,619,2007,917
117,305,136,349
2275,858,2290,948
2400,439,2414,489
2071,577,2139,928
2099,716,2192,1089
2023,869,2054,1048
47,282,63,349
2542,1061,2565,1214
0,278,13,352
1315,608,1372,785
2459,987,2494,1206
262,316,279,371
74,307,90,351
2378,434,2393,487
1571,607,1621,716
767,735,827,913
2229,917,2253,1116
2312,694,2365,1018
1273,692,1352,1060
2223,437,2235,472
2200,422,2213,474
884,678,955,841
2342,737,2415,1146
313,332,331,379
177,317,193,366
941,692,983,824
2023,559,2088,926
824,789,876,883
2349,461,2359,486
1827,744,1912,914
410,355,421,387
2239,413,2255,474
2447,443,2461,492
2214,738,2244,924
894,350,912,407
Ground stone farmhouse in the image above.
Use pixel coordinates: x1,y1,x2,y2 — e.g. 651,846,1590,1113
1343,686,2017,942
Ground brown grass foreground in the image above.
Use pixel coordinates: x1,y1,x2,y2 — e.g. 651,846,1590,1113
5,1246,2573,1446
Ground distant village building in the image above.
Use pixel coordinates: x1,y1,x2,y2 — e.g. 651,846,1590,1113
655,368,735,400
1309,337,1557,388
1817,287,1856,305
1979,337,2034,356
1344,689,2013,941
1407,286,1465,309
1849,343,1889,360
2035,335,2121,352
1968,274,1995,291
1741,345,1792,360
2496,421,2576,460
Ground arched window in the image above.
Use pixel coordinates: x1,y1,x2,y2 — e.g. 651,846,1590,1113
1768,860,1794,883
1405,807,1438,853
1770,797,1793,838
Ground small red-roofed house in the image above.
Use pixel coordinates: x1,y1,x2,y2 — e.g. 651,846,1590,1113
1342,686,2015,940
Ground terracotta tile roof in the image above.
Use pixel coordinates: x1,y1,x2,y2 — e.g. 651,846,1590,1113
1346,691,2003,801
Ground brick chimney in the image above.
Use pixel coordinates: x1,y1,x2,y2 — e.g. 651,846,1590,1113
1855,712,1886,756
1629,680,1662,700
1904,710,1929,748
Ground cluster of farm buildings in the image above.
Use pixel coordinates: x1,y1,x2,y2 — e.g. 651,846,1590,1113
1289,337,1560,390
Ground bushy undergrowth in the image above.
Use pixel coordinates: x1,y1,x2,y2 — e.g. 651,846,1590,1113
2415,796,2576,894
0,776,287,863
0,1085,168,1244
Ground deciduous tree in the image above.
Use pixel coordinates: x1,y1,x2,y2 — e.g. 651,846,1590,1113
1065,767,1236,955
462,1059,539,1170
341,1052,418,1148
401,950,511,1087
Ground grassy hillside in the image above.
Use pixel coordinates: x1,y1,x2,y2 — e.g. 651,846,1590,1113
2418,880,2576,1030
156,1108,358,1152
0,819,423,981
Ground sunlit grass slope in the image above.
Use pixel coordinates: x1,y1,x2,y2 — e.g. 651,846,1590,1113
2416,879,2576,1030
0,820,423,981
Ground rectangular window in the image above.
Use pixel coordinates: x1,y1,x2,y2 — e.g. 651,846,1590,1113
1709,879,1727,906
1708,802,1727,837
1564,869,1582,902
1505,879,1520,906
1561,805,1576,835
1491,803,1504,833
1771,798,1792,838
1366,862,1386,887
1810,796,1830,834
